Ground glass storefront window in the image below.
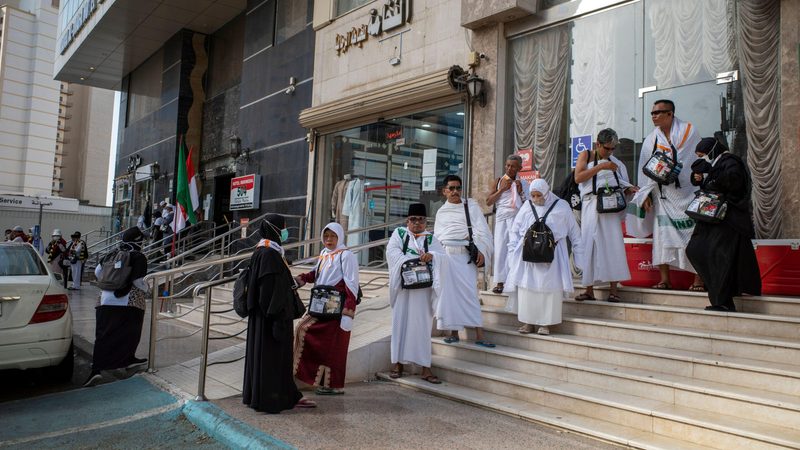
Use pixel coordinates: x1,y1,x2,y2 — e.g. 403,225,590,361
336,0,371,17
319,105,465,266
507,0,746,188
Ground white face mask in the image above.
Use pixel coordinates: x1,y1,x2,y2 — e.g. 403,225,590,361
701,154,712,163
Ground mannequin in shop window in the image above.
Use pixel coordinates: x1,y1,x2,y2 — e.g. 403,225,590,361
342,175,366,246
331,174,351,230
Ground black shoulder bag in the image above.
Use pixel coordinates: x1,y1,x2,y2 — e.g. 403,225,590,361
463,200,483,267
592,152,627,214
400,233,434,289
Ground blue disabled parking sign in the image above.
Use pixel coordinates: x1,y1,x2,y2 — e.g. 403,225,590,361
571,135,592,168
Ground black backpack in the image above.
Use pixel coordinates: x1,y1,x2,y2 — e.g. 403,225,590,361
555,152,587,211
232,263,250,318
522,200,559,263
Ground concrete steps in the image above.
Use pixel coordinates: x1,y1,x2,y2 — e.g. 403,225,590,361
382,287,800,448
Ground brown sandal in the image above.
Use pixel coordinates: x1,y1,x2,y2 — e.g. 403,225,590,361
688,284,707,292
574,293,596,301
651,282,672,290
492,283,504,294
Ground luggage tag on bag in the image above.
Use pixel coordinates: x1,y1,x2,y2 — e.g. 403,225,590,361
114,261,123,269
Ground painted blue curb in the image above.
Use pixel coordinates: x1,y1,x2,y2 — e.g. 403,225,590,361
182,400,295,450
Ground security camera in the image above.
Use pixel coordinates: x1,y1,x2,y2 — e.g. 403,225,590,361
479,53,487,60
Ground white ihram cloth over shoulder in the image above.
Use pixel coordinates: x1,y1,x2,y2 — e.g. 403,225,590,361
632,117,700,272
505,181,582,326
433,198,493,331
386,227,446,367
493,177,529,285
578,154,632,285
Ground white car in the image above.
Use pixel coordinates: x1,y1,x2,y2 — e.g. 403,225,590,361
0,242,73,380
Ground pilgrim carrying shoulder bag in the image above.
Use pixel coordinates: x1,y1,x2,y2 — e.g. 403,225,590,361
592,153,627,214
463,201,483,267
400,233,434,289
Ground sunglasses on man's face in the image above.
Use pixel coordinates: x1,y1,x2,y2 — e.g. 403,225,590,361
446,185,463,192
650,110,673,116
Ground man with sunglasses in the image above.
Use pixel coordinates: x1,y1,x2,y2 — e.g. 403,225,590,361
433,175,496,348
632,99,704,291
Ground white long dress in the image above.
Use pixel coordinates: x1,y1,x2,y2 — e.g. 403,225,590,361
433,198,493,331
492,177,529,285
386,227,446,367
633,117,700,272
505,196,583,326
579,154,632,285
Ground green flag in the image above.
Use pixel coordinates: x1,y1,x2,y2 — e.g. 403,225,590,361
173,138,197,232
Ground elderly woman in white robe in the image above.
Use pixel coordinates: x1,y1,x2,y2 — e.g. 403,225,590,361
386,203,446,383
574,128,637,302
505,179,583,335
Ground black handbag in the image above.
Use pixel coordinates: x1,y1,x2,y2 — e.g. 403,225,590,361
400,233,433,289
592,153,627,214
686,190,728,224
308,285,344,320
463,201,483,266
643,139,683,187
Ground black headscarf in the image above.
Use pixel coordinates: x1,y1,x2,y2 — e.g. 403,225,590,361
259,214,285,242
121,227,145,252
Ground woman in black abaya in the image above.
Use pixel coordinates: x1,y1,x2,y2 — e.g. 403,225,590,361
242,215,314,412
84,227,149,387
685,137,761,312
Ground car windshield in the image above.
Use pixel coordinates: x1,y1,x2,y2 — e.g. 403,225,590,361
0,245,48,276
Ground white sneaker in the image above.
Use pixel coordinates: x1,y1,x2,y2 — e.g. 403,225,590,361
82,373,102,387
537,326,550,335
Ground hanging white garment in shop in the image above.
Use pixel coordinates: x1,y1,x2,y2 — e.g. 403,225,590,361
342,178,365,246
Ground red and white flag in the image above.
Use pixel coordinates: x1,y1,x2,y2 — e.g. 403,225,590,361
187,146,200,213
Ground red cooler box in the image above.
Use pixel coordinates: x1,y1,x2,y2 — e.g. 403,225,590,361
753,240,800,296
621,238,694,290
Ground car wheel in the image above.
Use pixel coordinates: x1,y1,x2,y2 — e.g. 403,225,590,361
49,340,74,382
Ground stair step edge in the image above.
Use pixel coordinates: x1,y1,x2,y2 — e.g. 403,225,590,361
430,355,800,447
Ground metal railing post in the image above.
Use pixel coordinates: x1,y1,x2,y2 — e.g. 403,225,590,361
195,287,213,401
148,276,160,373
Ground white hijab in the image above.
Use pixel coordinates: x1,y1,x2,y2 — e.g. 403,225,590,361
529,178,558,209
316,222,360,296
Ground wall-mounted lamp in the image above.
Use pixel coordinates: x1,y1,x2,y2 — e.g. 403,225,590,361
447,65,487,108
229,134,250,161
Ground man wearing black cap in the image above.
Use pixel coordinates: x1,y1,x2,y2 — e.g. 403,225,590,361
386,203,445,384
685,137,761,312
65,231,88,290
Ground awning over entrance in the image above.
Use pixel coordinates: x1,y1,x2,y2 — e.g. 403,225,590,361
299,68,462,134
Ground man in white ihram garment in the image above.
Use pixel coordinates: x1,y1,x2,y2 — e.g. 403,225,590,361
386,203,445,384
485,154,529,295
632,99,704,291
434,175,496,348
574,128,638,303
505,179,582,335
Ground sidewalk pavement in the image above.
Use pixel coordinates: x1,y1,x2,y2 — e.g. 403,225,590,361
67,285,616,449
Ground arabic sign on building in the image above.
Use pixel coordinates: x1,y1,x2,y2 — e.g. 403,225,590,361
229,174,261,211
335,0,412,55
58,0,106,55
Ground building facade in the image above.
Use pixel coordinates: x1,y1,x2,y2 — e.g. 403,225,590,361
54,0,315,231
53,81,114,205
0,0,60,196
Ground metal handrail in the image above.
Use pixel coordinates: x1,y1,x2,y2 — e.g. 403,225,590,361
164,213,307,266
86,227,127,251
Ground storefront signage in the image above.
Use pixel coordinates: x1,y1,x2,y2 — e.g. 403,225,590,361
386,128,402,140
335,0,412,55
58,0,106,55
230,174,261,211
570,135,592,168
0,195,79,212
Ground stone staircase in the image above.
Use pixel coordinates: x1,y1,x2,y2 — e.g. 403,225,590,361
380,287,800,449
